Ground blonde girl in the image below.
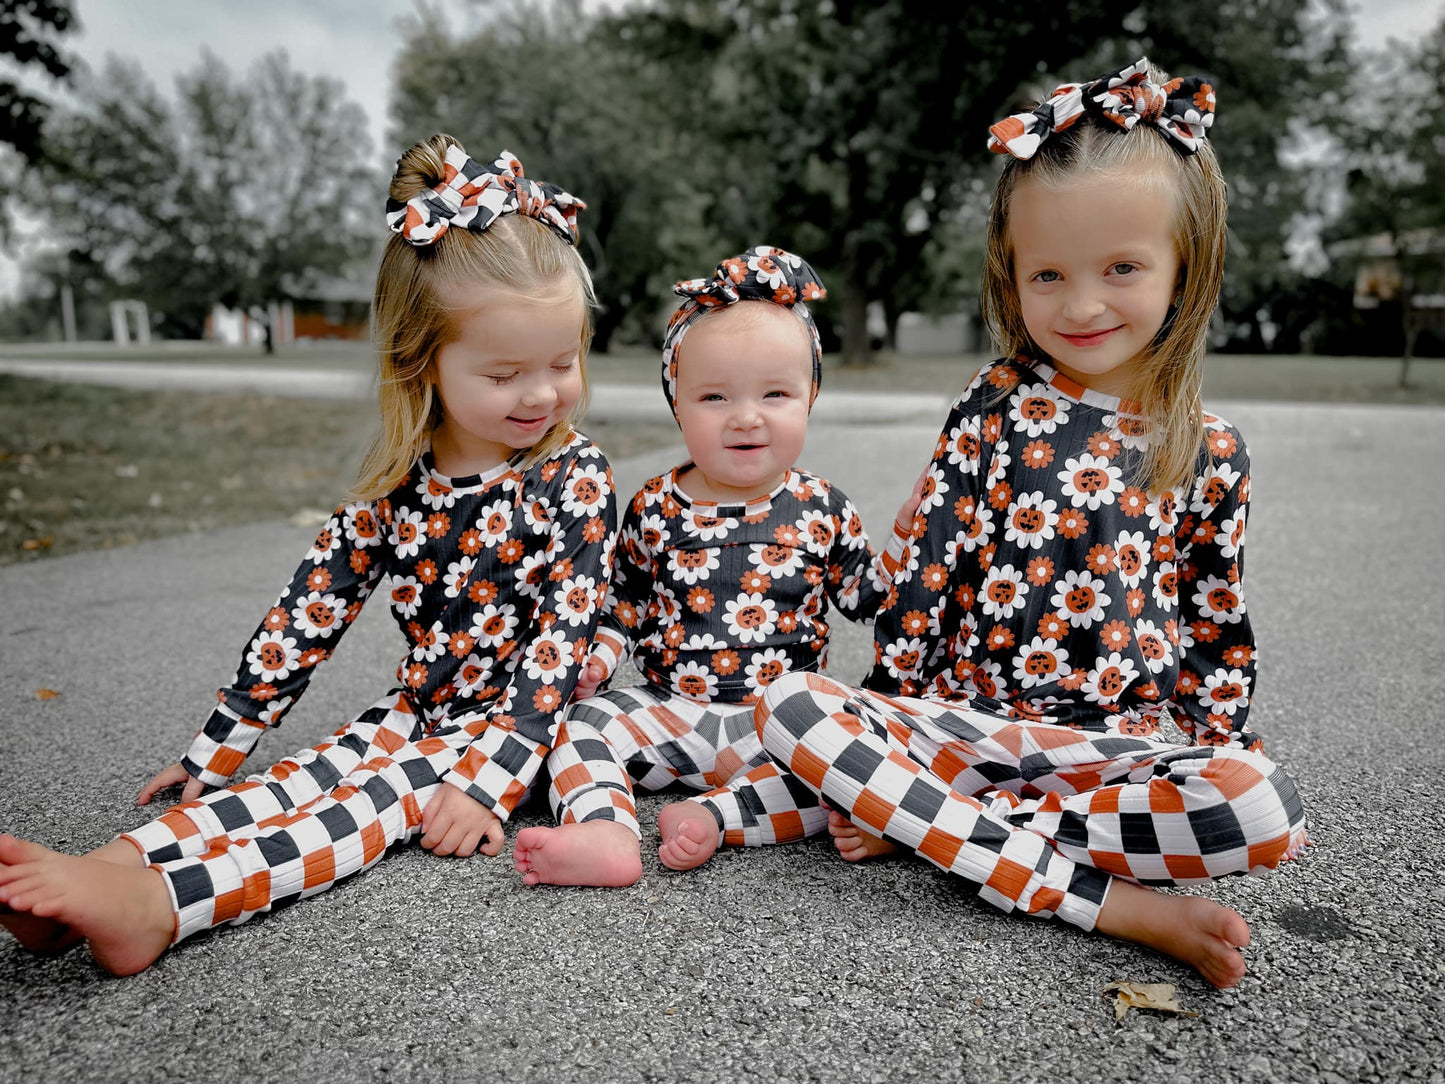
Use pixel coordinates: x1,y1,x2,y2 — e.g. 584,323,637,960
0,135,616,976
755,60,1306,990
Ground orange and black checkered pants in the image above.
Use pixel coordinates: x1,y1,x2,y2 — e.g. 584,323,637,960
757,673,1306,930
122,694,468,943
549,684,827,848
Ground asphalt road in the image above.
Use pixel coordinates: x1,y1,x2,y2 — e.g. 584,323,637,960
1,387,1442,1083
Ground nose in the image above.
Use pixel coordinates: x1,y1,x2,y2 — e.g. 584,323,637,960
519,375,559,408
1061,285,1107,325
730,400,763,429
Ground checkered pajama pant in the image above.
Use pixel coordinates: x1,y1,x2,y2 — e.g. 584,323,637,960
757,672,1307,931
548,684,828,848
122,693,468,944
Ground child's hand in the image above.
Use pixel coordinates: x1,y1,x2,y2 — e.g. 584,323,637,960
420,782,505,857
136,763,206,806
895,466,930,533
572,656,610,701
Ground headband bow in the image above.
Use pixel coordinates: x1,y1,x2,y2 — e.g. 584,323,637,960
384,145,585,246
660,246,827,420
987,57,1216,161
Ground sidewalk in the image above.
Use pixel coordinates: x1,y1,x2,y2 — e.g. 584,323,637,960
1,401,1442,1083
0,356,954,424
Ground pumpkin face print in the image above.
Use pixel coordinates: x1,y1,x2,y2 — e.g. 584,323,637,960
1209,679,1244,707
987,580,1018,607
894,647,921,672
481,612,509,639
1065,584,1097,616
808,520,834,547
257,640,290,673
352,509,378,540
736,604,768,630
534,640,561,670
486,509,509,536
1094,665,1127,700
1118,542,1143,578
1138,632,1166,664
1024,649,1058,677
677,671,710,698
752,659,785,685
759,544,795,569
572,476,600,506
392,583,418,608
395,521,419,548
1013,506,1045,535
1020,396,1056,422
1072,467,1109,495
1201,476,1229,506
972,667,998,697
564,585,590,616
955,431,981,460
641,524,665,549
1157,571,1178,600
1206,585,1239,614
675,550,710,572
305,600,339,632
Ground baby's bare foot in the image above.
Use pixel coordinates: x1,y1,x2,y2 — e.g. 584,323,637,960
656,802,720,871
1095,880,1251,989
827,810,897,862
0,837,174,976
1,835,146,955
513,823,642,887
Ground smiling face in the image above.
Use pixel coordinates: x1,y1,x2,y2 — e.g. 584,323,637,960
672,303,812,503
1011,170,1180,398
428,279,586,476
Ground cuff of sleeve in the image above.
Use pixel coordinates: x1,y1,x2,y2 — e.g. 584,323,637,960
589,628,626,682
180,705,267,787
442,726,547,821
878,521,913,580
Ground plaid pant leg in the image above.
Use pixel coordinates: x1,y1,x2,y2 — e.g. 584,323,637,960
545,716,641,839
758,672,1110,930
676,698,827,848
989,736,1307,886
123,693,421,865
144,709,463,943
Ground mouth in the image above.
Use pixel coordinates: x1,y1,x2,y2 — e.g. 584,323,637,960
1057,326,1123,348
726,443,767,452
509,415,552,429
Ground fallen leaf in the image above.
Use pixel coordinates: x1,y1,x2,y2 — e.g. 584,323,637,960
21,536,55,550
1103,982,1201,1023
35,688,62,700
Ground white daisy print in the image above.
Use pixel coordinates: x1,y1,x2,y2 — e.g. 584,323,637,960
723,593,778,645
980,564,1030,621
1057,453,1125,510
389,507,426,559
290,591,347,639
247,631,301,682
1002,491,1058,551
1052,569,1111,628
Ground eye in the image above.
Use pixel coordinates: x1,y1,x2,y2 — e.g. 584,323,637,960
1030,270,1060,284
487,373,518,385
552,355,578,373
765,389,790,399
700,392,725,402
1110,263,1140,276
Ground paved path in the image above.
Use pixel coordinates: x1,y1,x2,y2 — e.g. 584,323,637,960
1,391,1442,1083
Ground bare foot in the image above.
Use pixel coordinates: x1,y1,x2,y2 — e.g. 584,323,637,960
0,837,174,976
513,823,642,887
1,836,144,955
656,801,720,871
828,809,898,862
1095,879,1251,989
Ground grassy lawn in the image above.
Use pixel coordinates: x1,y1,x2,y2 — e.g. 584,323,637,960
0,374,679,566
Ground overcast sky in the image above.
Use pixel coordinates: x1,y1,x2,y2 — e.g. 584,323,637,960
2,0,1441,299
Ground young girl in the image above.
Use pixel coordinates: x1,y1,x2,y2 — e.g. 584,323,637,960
755,60,1307,990
0,135,616,976
511,247,919,888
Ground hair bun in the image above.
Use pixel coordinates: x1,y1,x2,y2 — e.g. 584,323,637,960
389,133,462,204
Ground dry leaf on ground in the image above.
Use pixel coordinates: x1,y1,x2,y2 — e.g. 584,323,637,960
34,688,62,700
1103,982,1201,1022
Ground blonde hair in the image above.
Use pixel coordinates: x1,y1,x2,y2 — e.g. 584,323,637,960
352,133,596,501
979,68,1228,494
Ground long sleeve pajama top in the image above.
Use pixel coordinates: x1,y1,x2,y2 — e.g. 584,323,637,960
590,466,908,705
180,432,617,818
867,358,1262,751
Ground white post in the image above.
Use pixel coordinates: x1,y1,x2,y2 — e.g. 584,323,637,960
130,301,151,344
280,300,294,344
110,300,130,346
60,283,77,342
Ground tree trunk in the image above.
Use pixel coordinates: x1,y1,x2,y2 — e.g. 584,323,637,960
1399,272,1414,389
882,294,900,353
840,273,869,367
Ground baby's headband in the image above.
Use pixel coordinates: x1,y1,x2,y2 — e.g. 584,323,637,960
988,57,1216,161
660,246,827,419
385,144,585,246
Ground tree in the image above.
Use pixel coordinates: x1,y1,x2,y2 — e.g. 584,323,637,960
1325,17,1445,382
1,0,74,163
390,1,726,354
32,49,378,345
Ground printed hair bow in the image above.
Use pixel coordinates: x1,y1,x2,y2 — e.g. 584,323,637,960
385,144,585,246
660,246,828,418
987,57,1216,161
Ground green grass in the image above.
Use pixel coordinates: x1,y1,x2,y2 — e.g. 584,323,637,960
0,374,678,566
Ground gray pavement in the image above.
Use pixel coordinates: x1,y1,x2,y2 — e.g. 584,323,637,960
1,390,1443,1083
